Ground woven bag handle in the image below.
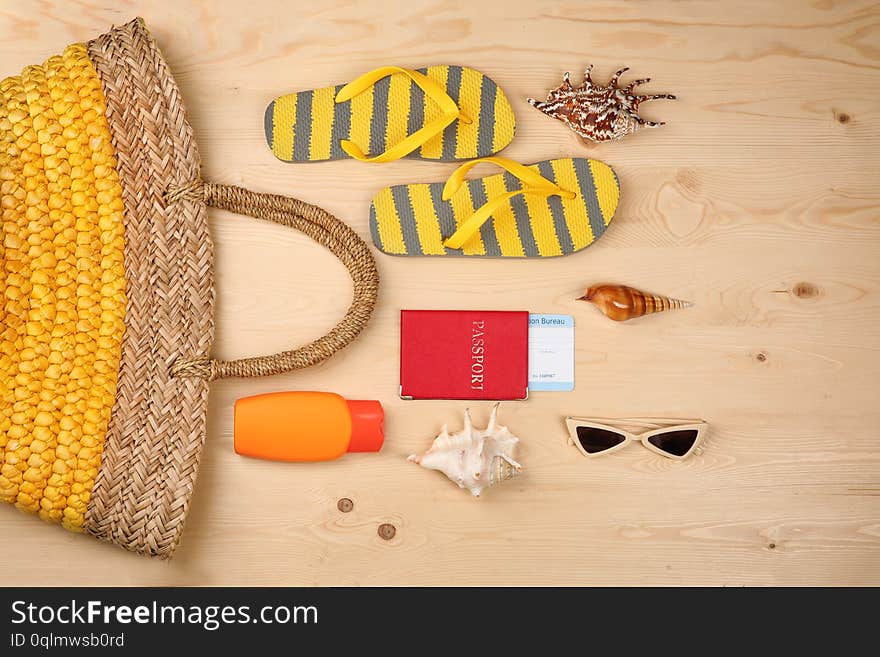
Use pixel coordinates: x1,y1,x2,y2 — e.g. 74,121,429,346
168,182,379,381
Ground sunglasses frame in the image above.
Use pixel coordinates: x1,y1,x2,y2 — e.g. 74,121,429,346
564,417,708,460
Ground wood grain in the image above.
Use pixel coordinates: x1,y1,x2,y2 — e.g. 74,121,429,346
1,0,878,585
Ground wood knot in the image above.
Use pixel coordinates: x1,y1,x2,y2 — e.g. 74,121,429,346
378,523,396,540
675,168,702,193
768,542,776,549
792,282,818,299
337,498,353,513
836,112,850,124
755,352,767,362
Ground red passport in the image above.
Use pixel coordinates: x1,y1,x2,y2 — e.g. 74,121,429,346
400,310,529,400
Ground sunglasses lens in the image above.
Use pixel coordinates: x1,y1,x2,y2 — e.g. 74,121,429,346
647,430,699,457
576,426,626,454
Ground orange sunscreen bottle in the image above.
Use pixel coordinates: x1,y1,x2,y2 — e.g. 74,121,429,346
234,391,384,462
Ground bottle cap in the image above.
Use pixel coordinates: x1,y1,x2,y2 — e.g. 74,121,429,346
345,400,384,452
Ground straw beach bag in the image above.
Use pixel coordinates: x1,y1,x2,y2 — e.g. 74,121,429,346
0,18,379,557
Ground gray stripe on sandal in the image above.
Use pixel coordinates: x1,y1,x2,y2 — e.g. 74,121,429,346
293,92,312,161
391,185,423,255
503,172,539,257
572,158,606,243
408,68,427,160
330,84,351,159
369,203,384,252
428,183,463,255
442,65,463,160
477,76,497,157
369,76,392,156
469,178,501,256
264,100,275,152
537,160,574,254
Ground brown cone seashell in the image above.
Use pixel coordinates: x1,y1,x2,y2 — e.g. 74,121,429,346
577,284,692,322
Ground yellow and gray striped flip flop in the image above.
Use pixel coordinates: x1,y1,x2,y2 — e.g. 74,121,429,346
370,157,620,257
265,65,515,163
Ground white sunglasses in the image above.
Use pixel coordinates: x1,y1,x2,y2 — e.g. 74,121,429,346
565,417,708,460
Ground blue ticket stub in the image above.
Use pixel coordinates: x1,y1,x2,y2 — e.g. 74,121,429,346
528,314,574,392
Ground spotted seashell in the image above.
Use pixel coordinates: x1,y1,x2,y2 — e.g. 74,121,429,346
527,65,675,143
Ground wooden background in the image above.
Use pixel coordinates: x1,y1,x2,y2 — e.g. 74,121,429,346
1,0,878,586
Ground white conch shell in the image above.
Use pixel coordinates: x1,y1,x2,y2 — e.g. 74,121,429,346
407,404,522,497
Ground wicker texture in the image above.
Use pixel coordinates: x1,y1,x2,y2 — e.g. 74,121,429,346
0,16,379,558
73,18,379,558
83,19,214,557
170,182,379,381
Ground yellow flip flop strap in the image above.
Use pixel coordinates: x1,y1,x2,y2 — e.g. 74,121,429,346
335,66,472,163
442,157,576,250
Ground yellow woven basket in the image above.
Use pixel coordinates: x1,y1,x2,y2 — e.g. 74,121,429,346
0,18,379,557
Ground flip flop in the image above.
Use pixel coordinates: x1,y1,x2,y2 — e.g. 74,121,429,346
369,157,620,257
265,66,515,163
